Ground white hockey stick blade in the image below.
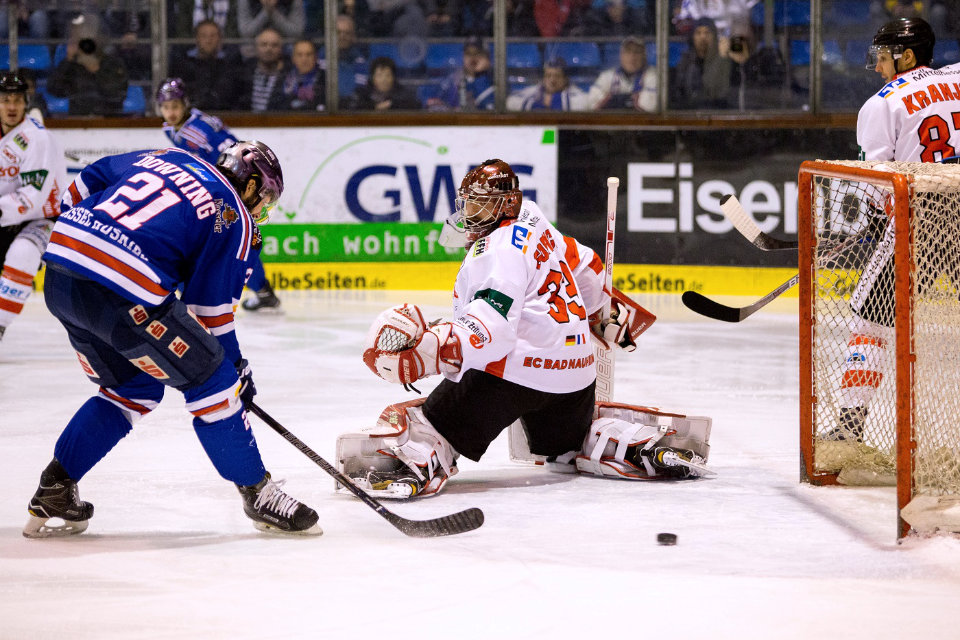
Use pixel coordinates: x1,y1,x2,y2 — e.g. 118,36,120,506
681,273,799,323
720,194,798,251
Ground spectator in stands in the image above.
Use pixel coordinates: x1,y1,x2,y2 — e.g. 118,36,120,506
588,35,657,111
47,18,129,116
283,38,327,110
507,57,589,111
169,0,238,37
672,0,759,39
0,2,50,39
241,26,290,111
427,36,494,111
726,28,787,110
423,0,461,37
534,0,593,36
19,69,50,123
238,0,307,39
460,0,493,36
319,14,368,101
508,0,539,36
365,0,427,37
339,0,371,35
671,16,731,109
172,19,245,111
340,56,421,110
586,0,652,36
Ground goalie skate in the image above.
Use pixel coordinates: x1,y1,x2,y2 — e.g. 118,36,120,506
337,399,458,499
648,447,715,479
576,402,715,479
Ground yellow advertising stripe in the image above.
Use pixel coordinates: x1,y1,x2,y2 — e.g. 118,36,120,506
263,262,802,296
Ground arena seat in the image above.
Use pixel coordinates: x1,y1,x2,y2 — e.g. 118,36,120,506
123,85,146,115
0,44,52,72
506,43,542,70
751,0,811,27
934,40,960,67
544,42,601,71
425,43,462,76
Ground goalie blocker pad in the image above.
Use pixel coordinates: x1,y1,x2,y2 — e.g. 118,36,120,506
589,288,657,352
336,398,459,499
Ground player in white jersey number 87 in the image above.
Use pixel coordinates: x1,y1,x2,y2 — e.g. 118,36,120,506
338,159,714,499
824,17,959,443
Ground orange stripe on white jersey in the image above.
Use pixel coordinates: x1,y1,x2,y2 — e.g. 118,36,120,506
0,298,25,313
587,252,603,275
563,236,581,269
1,265,35,286
848,334,886,349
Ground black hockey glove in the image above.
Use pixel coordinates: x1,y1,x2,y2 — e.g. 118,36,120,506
236,358,257,409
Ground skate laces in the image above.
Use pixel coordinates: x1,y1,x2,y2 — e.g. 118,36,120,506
253,478,300,518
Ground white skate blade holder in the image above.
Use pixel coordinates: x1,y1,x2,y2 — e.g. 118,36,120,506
23,514,89,539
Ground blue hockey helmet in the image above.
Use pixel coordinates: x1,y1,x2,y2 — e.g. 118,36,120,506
216,140,284,223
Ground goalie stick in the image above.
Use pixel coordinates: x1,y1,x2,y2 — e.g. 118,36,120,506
249,403,484,537
681,273,798,323
720,194,798,250
595,176,619,402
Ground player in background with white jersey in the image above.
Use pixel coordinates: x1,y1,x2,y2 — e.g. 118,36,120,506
0,71,66,342
828,17,950,441
156,77,280,313
337,159,713,498
23,141,321,538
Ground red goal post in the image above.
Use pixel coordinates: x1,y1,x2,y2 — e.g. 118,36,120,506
798,159,960,540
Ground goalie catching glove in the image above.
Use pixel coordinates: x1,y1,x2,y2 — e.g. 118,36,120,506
589,288,657,352
362,304,463,385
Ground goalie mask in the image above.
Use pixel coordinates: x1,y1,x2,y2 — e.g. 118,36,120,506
866,17,934,70
216,140,284,224
440,159,522,248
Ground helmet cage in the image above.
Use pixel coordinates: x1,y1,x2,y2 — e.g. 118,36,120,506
866,44,903,69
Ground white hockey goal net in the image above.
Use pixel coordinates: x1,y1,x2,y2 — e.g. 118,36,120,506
798,160,960,539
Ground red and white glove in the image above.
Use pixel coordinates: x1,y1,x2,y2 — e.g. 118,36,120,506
589,289,657,352
363,305,462,385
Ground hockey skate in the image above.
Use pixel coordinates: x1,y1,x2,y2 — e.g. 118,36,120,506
818,407,866,443
242,283,281,312
642,446,714,479
237,472,322,536
23,459,94,539
352,463,452,498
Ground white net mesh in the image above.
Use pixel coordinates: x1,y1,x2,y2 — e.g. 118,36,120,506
806,160,960,532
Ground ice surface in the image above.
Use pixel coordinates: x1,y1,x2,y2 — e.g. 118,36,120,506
2,291,960,640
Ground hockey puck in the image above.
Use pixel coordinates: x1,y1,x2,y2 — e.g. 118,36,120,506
657,532,678,546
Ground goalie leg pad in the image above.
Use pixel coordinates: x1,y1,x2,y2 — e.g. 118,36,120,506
576,402,714,479
337,399,459,499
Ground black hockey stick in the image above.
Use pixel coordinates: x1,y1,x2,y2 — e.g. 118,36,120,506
720,194,798,250
249,402,484,537
681,273,799,323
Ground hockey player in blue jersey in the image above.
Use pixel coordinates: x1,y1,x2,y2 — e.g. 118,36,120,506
156,77,280,312
23,141,322,537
